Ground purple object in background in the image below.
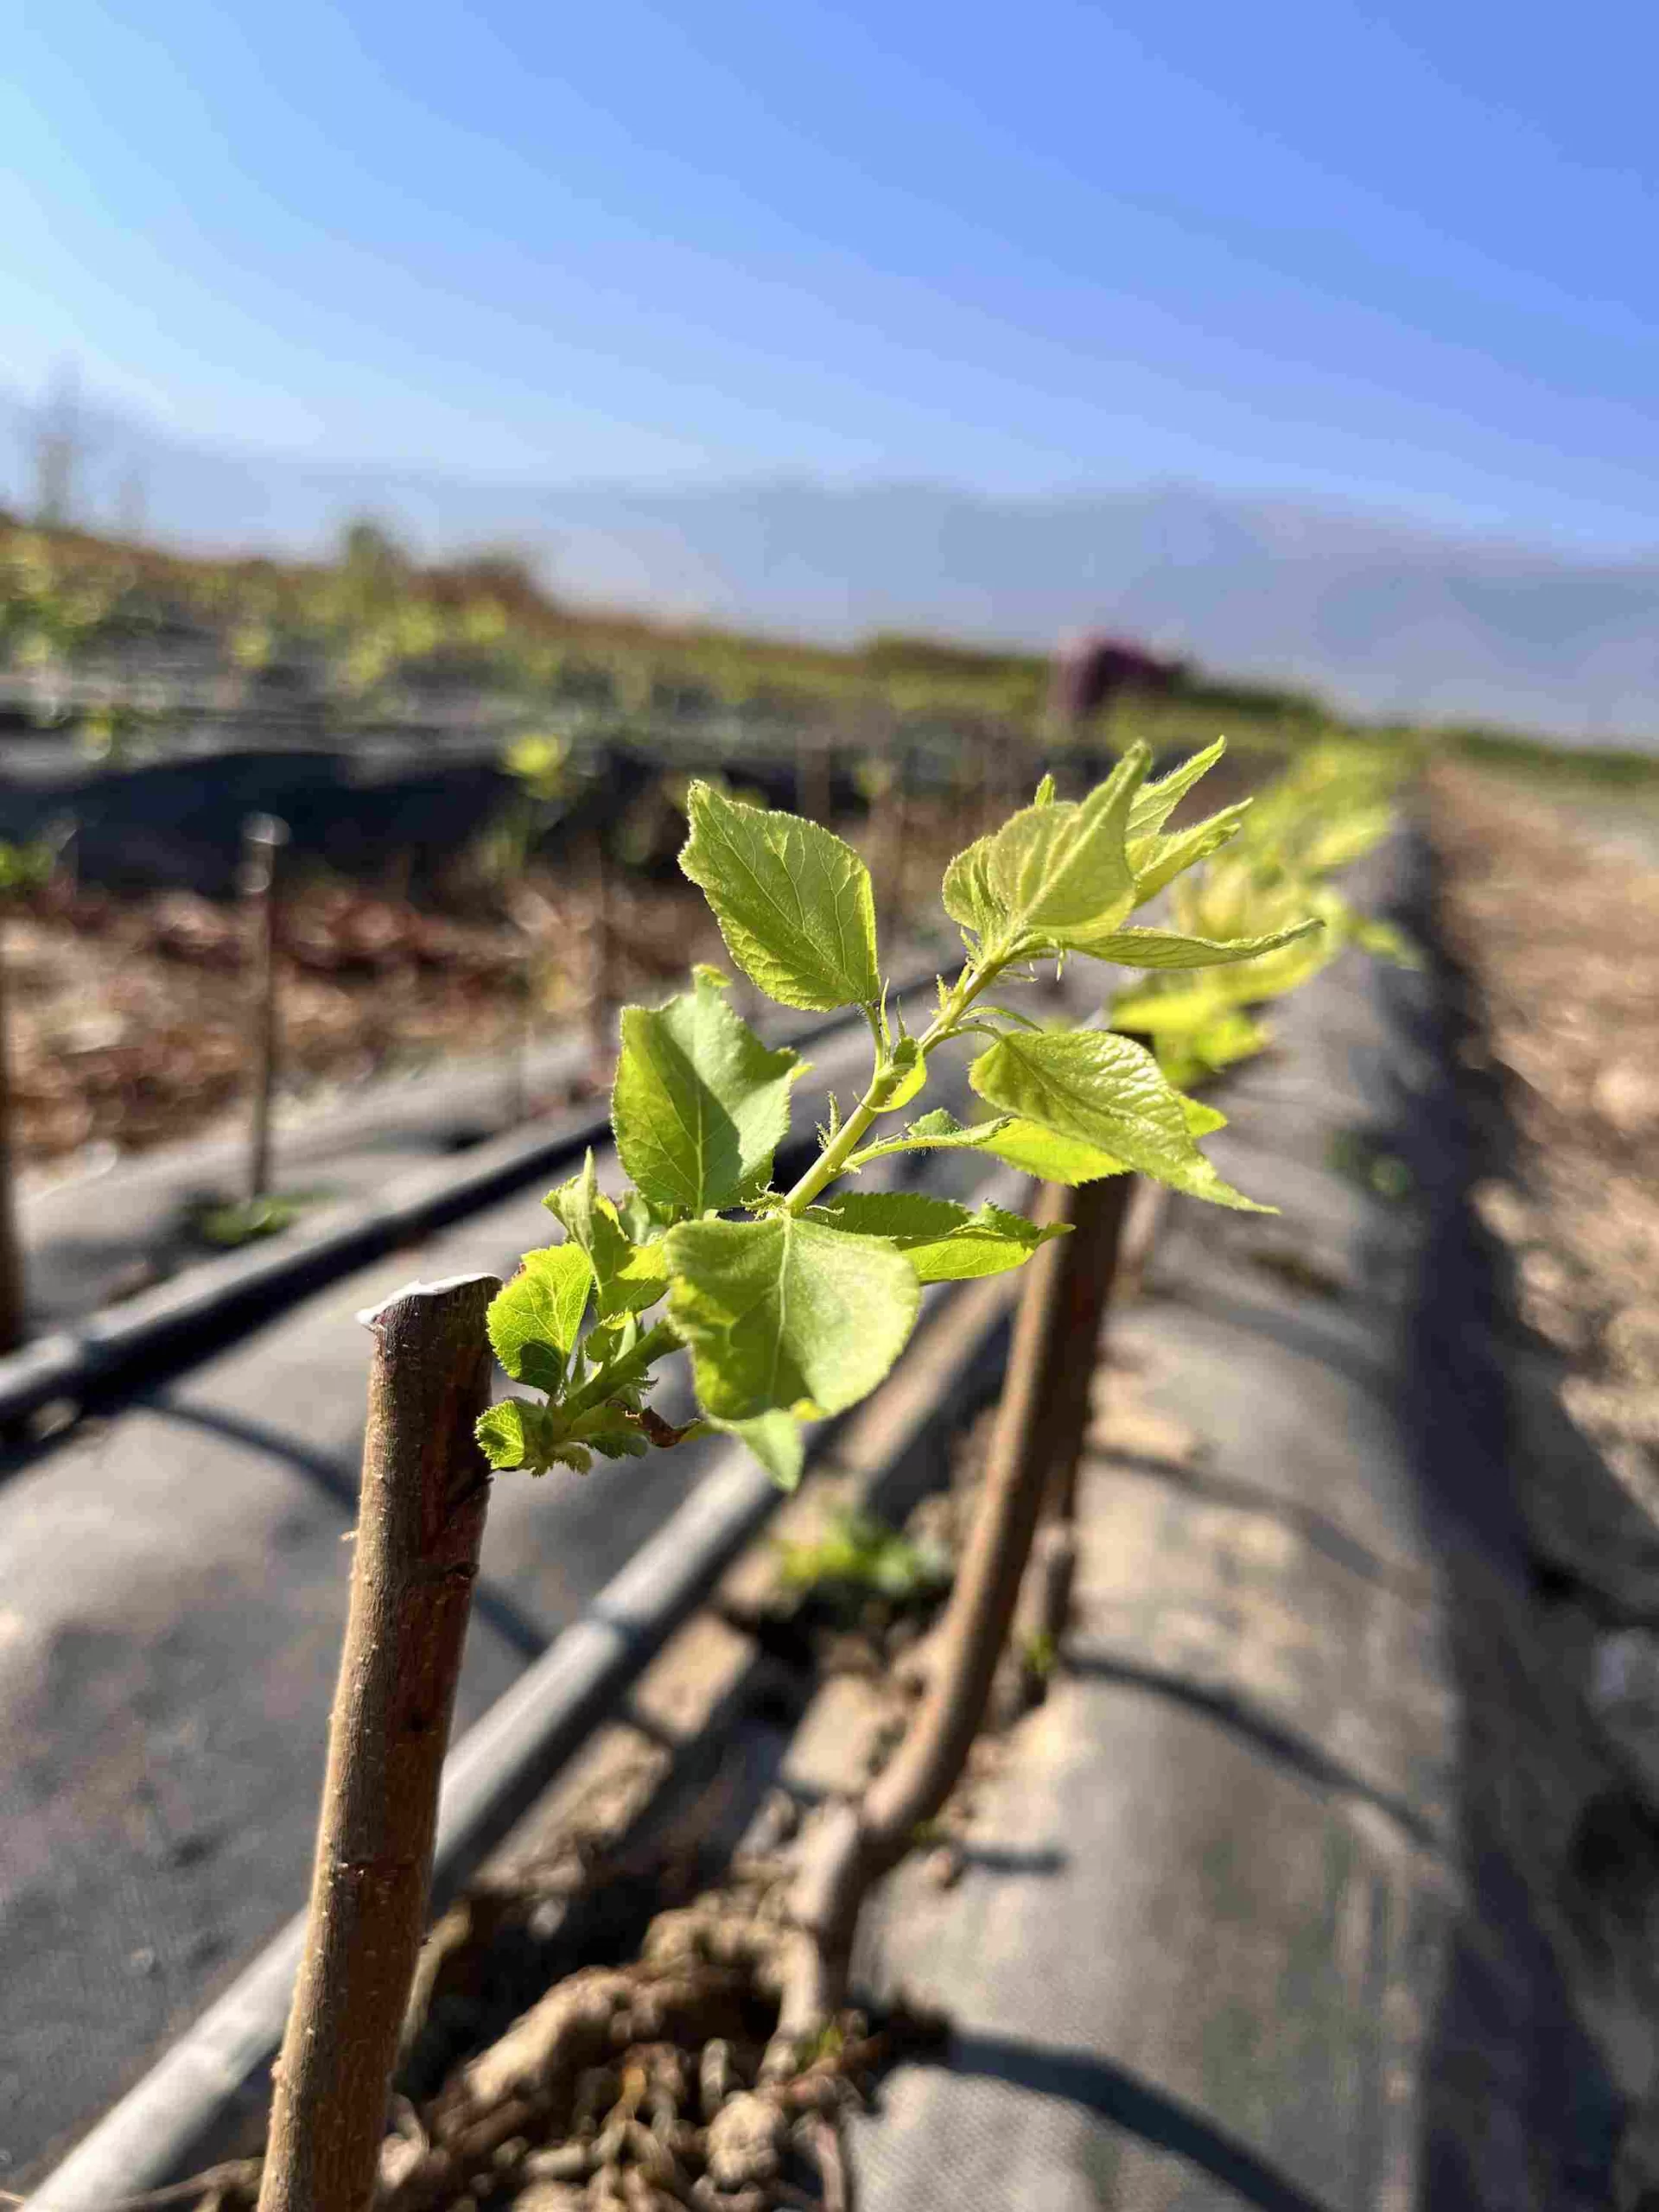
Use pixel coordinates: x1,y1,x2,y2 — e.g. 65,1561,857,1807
1048,632,1183,726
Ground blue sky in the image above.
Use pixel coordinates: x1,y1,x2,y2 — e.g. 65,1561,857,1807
4,0,1658,550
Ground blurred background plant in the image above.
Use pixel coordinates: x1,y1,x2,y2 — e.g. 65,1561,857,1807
1111,741,1422,1090
775,1507,953,1623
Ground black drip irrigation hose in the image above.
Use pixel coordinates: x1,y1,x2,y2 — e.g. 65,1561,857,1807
0,966,950,1436
22,1249,1021,2211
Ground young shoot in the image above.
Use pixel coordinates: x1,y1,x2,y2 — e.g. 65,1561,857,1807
477,739,1320,1490
1111,741,1419,1089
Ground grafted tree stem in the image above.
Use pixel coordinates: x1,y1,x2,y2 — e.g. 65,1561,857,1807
257,1273,500,2212
775,1173,1133,2045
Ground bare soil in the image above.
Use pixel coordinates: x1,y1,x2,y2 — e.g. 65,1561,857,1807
3,873,713,1166
1428,765,1659,1530
0,793,977,1173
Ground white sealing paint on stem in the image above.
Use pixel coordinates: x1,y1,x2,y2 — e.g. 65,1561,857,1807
355,1273,501,1334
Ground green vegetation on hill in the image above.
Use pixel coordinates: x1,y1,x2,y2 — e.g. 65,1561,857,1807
1443,724,1659,789
0,516,1342,757
5,513,1654,780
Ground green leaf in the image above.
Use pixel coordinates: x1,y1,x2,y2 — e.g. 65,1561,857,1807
970,1028,1270,1211
810,1190,1069,1281
1296,804,1395,874
611,1237,671,1306
1155,1008,1269,1088
855,1104,1008,1156
566,1403,652,1462
1125,737,1226,839
1155,893,1334,1007
475,1398,594,1477
613,969,804,1215
982,745,1148,945
543,1147,607,1246
1112,980,1271,1084
711,1409,806,1490
1244,926,1338,1001
1075,919,1321,970
559,1314,680,1421
972,1119,1129,1185
855,1106,1125,1185
679,780,880,1010
1110,883,1335,1021
907,1107,972,1140
665,1213,921,1422
0,841,54,897
1109,976,1230,1035
486,1245,594,1391
1128,801,1250,904
614,1188,663,1242
544,1153,669,1319
1191,1010,1270,1072
1350,915,1421,969
882,1106,1020,1154
476,1399,534,1471
777,1508,950,1599
941,833,1003,939
883,1036,927,1110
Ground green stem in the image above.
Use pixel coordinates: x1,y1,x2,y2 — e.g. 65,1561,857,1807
779,952,1007,1215
561,1317,680,1419
836,1122,1013,1176
779,1084,889,1215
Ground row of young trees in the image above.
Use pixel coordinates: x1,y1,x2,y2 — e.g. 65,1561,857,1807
0,809,322,1353
254,732,1411,2209
0,723,982,1359
0,518,1333,765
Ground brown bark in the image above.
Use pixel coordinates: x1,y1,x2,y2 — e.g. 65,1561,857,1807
1012,1172,1137,1675
503,931,534,1128
778,1173,1133,2037
1038,1173,1135,1524
257,1272,501,2212
795,736,833,829
976,734,1001,836
587,830,616,1080
0,912,24,1354
241,814,288,1204
877,776,910,951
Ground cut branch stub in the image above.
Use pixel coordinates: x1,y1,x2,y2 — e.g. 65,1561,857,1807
257,1271,501,2212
